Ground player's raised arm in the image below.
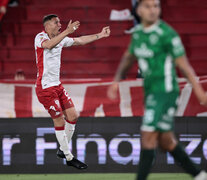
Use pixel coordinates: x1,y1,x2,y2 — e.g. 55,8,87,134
175,56,207,106
72,26,110,46
107,51,136,100
42,19,80,50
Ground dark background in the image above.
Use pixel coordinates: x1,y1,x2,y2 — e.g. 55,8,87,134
0,117,207,173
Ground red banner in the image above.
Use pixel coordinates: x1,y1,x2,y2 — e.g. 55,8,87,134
0,77,207,118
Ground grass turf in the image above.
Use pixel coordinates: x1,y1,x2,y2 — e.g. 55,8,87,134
0,173,192,180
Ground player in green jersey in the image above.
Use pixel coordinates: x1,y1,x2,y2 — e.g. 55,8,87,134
108,0,207,180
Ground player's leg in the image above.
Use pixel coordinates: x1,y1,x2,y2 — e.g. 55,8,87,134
52,115,74,161
54,114,87,169
63,107,78,143
137,93,166,180
56,107,77,158
56,85,87,169
35,86,73,160
35,86,86,169
137,131,159,180
159,132,205,179
44,97,75,163
58,85,78,144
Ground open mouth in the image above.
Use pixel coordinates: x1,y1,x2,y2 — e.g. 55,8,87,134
58,28,61,33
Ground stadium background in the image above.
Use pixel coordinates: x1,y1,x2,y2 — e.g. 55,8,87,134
0,0,207,179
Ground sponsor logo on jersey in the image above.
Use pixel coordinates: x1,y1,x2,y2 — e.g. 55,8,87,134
133,33,139,40
172,37,181,47
172,37,184,56
134,43,154,58
149,34,159,45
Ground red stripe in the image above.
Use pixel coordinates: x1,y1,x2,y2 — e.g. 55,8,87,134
65,119,77,124
55,126,65,131
130,87,144,116
36,47,44,88
15,86,32,117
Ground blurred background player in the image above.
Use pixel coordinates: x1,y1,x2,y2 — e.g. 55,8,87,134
14,69,25,80
108,0,207,180
35,14,110,169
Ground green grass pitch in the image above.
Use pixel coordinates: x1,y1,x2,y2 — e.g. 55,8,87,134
0,173,192,180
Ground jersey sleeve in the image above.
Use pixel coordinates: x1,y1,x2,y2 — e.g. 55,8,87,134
35,33,49,48
62,37,74,47
164,30,186,59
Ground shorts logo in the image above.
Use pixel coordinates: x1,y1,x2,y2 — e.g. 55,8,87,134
49,106,56,111
49,105,61,116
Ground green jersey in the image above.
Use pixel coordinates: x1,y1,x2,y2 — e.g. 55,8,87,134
128,20,185,95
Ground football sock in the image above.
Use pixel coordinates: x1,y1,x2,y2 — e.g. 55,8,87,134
170,144,201,177
55,126,73,161
65,119,76,143
137,149,155,180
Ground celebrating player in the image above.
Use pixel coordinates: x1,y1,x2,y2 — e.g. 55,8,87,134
108,0,207,179
34,14,110,169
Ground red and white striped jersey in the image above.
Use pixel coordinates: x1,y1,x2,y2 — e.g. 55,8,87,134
34,31,74,89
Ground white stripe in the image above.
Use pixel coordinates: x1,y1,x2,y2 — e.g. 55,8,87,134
164,56,173,92
176,83,192,116
157,122,171,130
41,50,46,88
0,84,15,117
119,80,143,116
140,125,155,132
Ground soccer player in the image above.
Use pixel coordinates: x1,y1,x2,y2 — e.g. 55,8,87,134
34,14,110,169
108,0,207,179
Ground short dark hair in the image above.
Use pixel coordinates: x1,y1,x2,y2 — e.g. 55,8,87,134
42,14,58,24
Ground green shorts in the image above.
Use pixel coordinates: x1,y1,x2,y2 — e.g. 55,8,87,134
141,92,179,132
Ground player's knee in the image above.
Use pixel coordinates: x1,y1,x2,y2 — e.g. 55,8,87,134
159,137,177,151
141,137,157,149
67,113,79,122
53,116,65,127
141,131,159,149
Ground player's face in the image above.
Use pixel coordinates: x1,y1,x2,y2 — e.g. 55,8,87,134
48,17,62,36
137,0,161,25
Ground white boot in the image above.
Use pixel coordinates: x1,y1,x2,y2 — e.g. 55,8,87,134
194,171,207,180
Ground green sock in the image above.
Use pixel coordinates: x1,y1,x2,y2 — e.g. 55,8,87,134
137,149,155,180
170,144,201,177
